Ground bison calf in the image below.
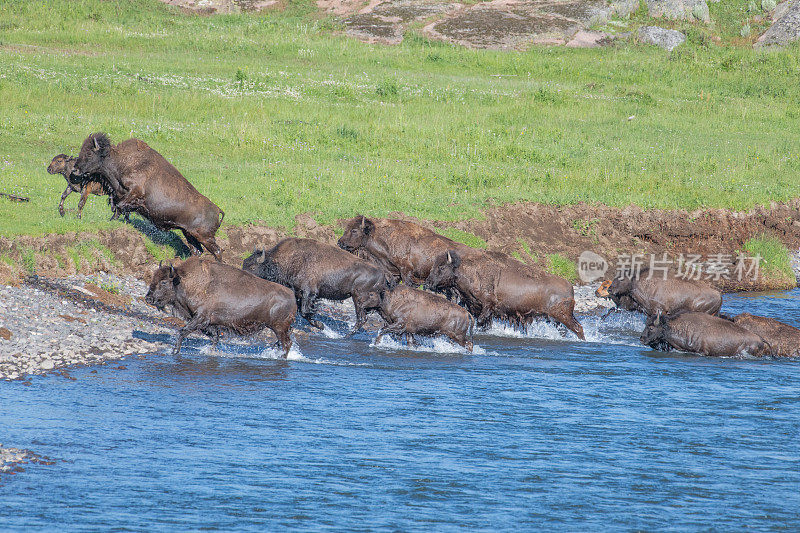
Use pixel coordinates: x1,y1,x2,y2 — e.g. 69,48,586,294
243,238,390,335
376,285,474,351
596,268,722,318
640,311,768,357
48,154,111,219
732,313,800,358
145,257,296,356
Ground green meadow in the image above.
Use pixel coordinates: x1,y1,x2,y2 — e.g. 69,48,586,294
1,0,799,237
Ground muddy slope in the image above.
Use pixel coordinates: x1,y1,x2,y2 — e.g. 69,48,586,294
1,203,798,291
440,200,800,291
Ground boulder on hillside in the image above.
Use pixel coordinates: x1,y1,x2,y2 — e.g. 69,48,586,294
645,0,710,22
639,25,686,50
754,0,800,48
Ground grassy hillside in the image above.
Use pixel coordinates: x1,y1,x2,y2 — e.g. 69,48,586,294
1,0,799,236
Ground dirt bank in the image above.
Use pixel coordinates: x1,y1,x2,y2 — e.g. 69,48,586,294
1,202,798,291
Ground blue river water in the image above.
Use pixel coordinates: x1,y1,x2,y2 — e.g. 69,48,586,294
2,290,799,531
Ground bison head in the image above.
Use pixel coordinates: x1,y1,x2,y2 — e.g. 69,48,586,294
640,311,668,349
337,215,374,252
423,250,460,292
145,262,179,310
74,132,111,178
47,154,75,176
242,248,281,283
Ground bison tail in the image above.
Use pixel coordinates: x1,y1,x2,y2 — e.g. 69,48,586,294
217,208,225,228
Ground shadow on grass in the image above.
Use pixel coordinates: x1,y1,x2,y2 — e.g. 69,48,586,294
128,216,192,259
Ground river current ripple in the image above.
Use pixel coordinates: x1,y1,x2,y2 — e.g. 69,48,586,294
1,290,799,530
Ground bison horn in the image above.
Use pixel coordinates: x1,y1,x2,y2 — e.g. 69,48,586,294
447,251,452,264
93,136,100,151
159,260,163,269
257,249,266,264
360,216,366,230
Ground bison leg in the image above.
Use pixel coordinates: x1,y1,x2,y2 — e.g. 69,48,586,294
271,323,293,358
405,332,418,347
477,307,494,329
300,291,324,330
58,186,72,217
184,233,204,256
349,294,371,336
199,235,223,262
210,326,221,349
174,314,209,355
446,331,472,352
548,298,585,341
375,322,404,344
76,187,91,219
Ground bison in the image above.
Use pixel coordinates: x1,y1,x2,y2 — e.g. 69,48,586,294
73,133,224,259
596,268,722,318
731,313,800,358
337,216,476,285
145,257,296,356
48,153,119,220
640,311,768,357
375,285,474,351
424,250,585,340
243,238,390,335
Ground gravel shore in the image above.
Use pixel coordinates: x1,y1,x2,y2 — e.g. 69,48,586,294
0,273,174,381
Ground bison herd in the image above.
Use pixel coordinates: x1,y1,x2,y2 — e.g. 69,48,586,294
50,133,800,359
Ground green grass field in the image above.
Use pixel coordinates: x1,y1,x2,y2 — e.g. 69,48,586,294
1,0,799,237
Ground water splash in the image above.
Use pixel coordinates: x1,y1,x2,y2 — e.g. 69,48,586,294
318,325,344,339
254,344,370,367
370,335,491,355
483,312,645,347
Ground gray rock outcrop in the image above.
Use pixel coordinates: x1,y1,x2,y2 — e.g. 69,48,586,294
755,0,800,47
639,25,686,50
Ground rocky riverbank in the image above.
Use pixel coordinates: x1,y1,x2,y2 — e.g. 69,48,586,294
0,271,610,381
0,273,174,381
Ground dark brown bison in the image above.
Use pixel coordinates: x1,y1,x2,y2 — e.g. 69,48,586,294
145,257,296,356
48,153,117,219
424,250,585,340
73,133,224,259
242,238,391,335
731,313,800,358
640,311,768,357
337,216,475,285
596,268,722,317
375,285,474,351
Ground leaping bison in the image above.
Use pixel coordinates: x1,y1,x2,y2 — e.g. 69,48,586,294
73,133,224,260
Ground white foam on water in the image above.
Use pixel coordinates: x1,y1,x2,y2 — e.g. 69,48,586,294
482,312,646,347
318,325,344,339
255,344,370,367
369,334,492,356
